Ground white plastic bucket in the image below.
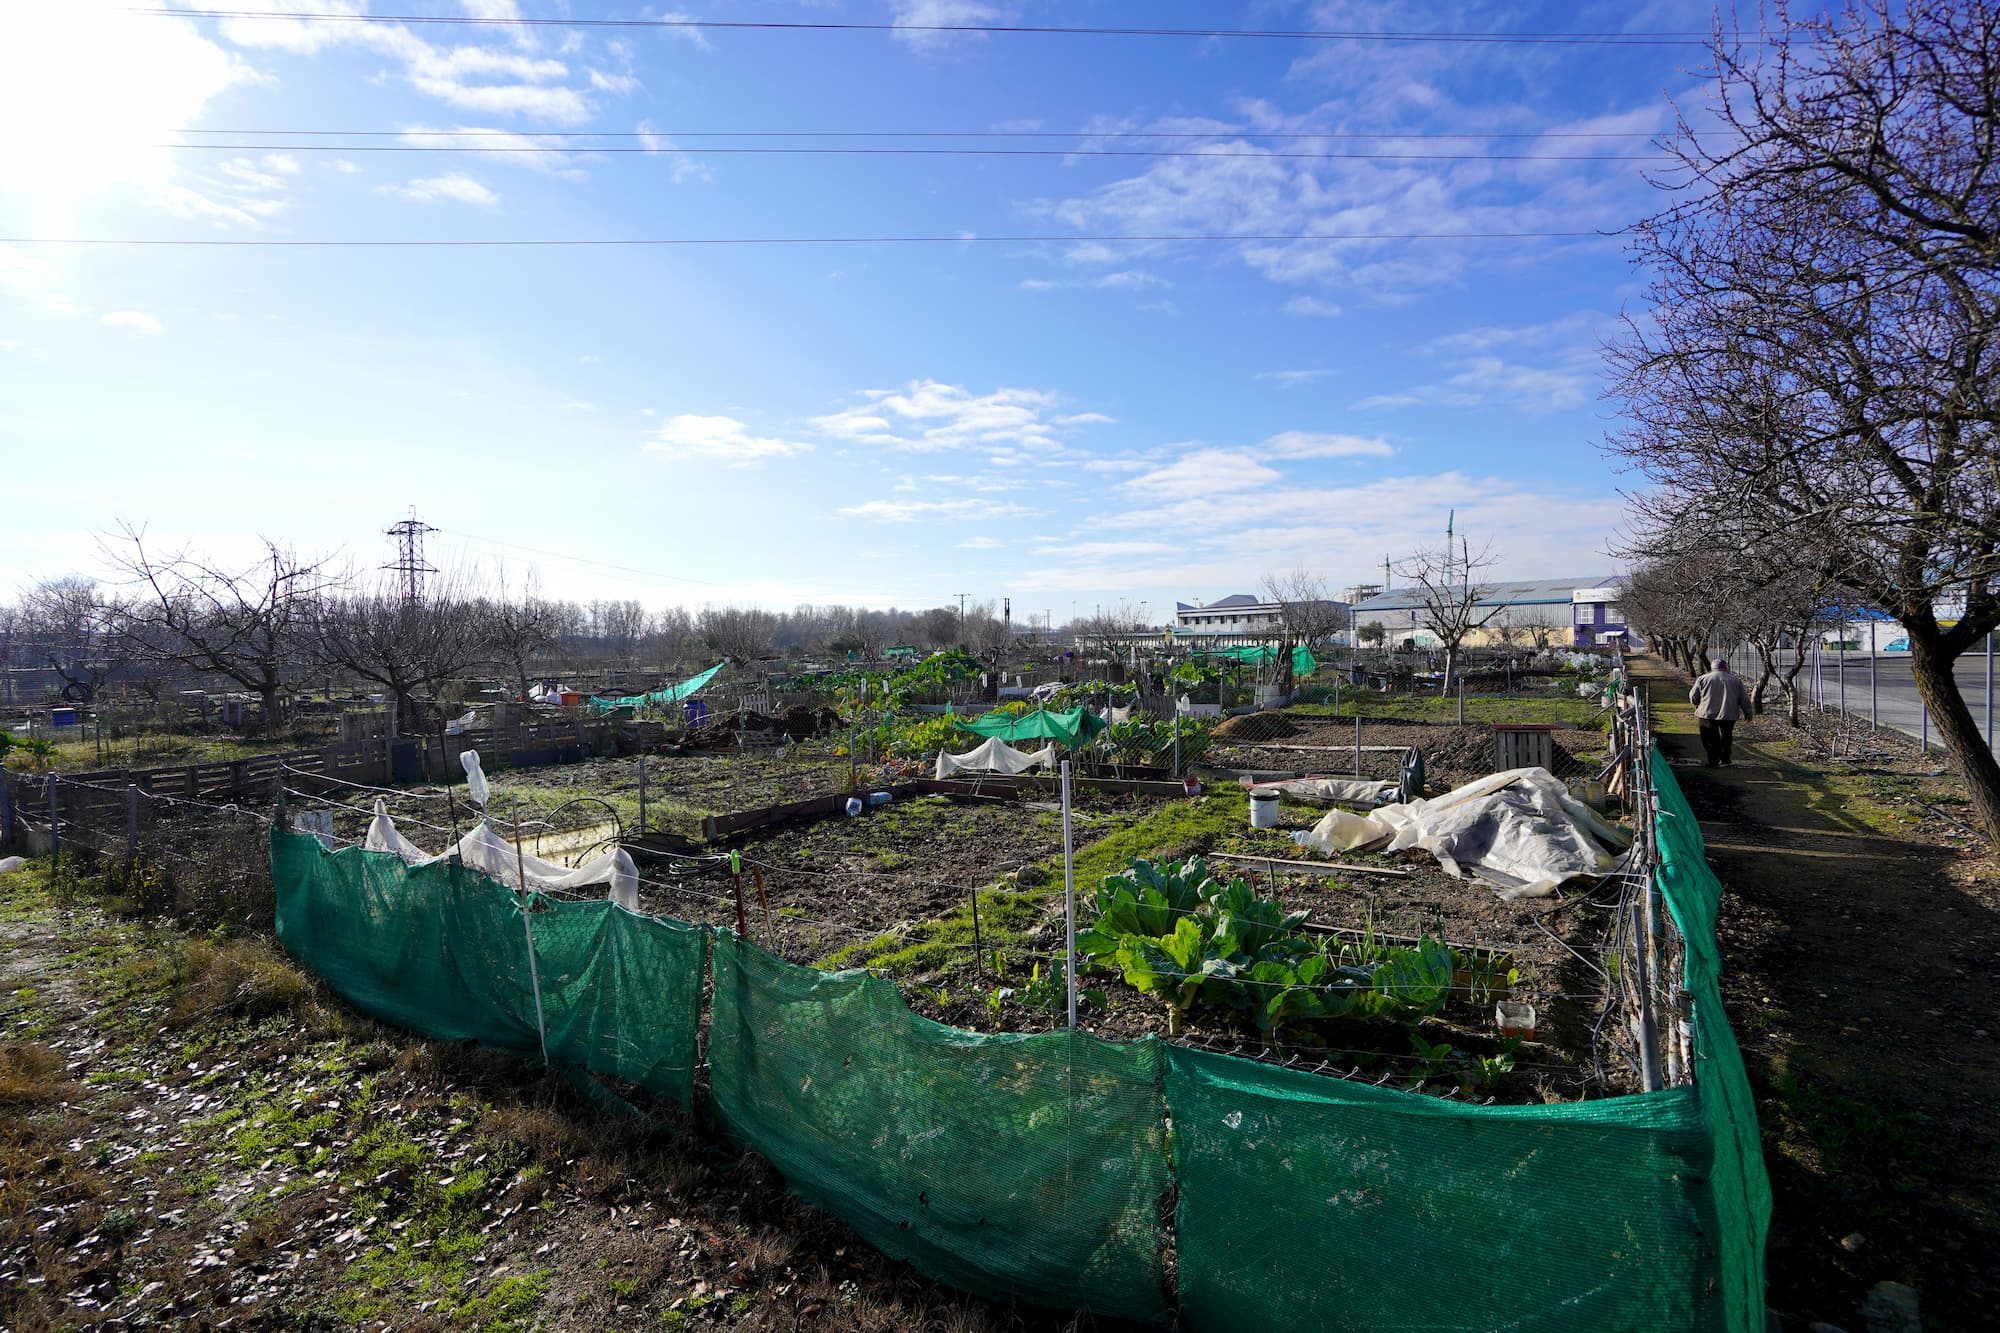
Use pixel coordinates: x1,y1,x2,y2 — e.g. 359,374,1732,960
1248,790,1281,829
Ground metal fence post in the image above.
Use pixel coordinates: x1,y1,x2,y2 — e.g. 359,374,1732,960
0,771,12,849
47,775,60,890
1061,759,1077,1030
126,783,139,870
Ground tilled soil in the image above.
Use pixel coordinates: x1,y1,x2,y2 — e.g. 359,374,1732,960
1206,718,1593,791
632,795,1073,962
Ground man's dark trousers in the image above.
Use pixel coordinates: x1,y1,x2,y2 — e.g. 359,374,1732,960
1698,719,1736,767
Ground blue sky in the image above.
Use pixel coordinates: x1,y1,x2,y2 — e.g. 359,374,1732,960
0,1,1719,622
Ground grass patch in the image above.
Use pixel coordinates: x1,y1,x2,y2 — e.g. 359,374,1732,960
117,934,316,1026
818,888,1045,977
1058,787,1251,891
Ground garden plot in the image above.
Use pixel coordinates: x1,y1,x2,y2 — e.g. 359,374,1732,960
1206,717,1595,790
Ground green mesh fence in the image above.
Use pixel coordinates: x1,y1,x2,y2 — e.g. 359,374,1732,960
1168,1047,1719,1329
271,830,706,1108
707,932,1172,1322
1649,749,1773,1327
270,751,1768,1330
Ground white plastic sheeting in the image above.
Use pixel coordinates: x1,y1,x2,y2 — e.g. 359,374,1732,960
1251,777,1396,806
934,737,1058,779
1295,767,1631,900
363,798,640,910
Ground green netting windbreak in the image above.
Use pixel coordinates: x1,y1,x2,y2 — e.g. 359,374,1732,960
1649,748,1773,1329
707,932,1172,1321
1167,1046,1718,1331
270,829,707,1109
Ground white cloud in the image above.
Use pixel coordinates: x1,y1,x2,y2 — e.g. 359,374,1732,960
1356,313,1607,414
378,172,499,205
890,0,1010,51
840,497,1033,523
1261,431,1393,459
1122,450,1283,500
399,126,583,176
101,311,164,335
636,121,712,185
327,158,362,174
957,536,1004,549
812,380,1104,455
587,68,641,94
645,414,812,465
0,3,257,197
1020,270,1170,293
1254,369,1334,386
1283,297,1343,319
656,13,713,51
1030,539,1176,558
216,3,622,126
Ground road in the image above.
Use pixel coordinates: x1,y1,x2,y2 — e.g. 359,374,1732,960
1774,650,1998,754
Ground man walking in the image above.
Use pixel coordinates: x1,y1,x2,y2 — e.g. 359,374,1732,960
1689,658,1751,767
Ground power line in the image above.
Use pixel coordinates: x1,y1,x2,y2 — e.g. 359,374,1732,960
131,10,1736,45
185,128,1665,141
435,527,729,590
160,142,1667,162
0,230,1613,249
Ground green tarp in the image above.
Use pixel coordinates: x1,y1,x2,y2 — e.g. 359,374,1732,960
586,661,724,714
1199,643,1317,676
957,706,1108,747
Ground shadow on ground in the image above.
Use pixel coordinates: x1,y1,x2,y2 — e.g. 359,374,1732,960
1630,657,2000,1332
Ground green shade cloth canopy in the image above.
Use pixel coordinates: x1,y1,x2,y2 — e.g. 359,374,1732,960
958,706,1108,748
587,661,724,714
1196,644,1317,676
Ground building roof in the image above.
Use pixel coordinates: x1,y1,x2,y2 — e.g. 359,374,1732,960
1176,594,1274,613
1350,576,1616,614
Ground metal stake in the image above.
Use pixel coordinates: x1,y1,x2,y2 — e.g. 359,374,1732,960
637,754,647,833
125,783,138,871
1061,759,1077,1030
47,776,60,893
510,798,551,1070
1987,631,1994,755
1354,714,1362,777
1870,639,1877,732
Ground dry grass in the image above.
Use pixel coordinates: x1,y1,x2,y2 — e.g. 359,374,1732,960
152,935,315,1024
0,1042,63,1108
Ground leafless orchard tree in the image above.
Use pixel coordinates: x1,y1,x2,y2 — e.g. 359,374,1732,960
1606,0,2000,840
101,525,335,730
1260,565,1347,691
306,569,493,734
699,605,778,663
1395,538,1505,693
18,578,125,705
479,566,564,702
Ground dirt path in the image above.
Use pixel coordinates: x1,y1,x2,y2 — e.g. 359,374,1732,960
1627,656,2000,1332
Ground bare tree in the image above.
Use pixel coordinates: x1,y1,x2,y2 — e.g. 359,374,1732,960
307,571,493,734
1395,538,1504,692
480,566,563,702
1607,0,2000,840
1260,566,1347,691
102,526,333,730
19,578,123,705
699,605,776,663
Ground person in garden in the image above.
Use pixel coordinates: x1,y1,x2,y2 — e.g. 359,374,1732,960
1689,658,1751,767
